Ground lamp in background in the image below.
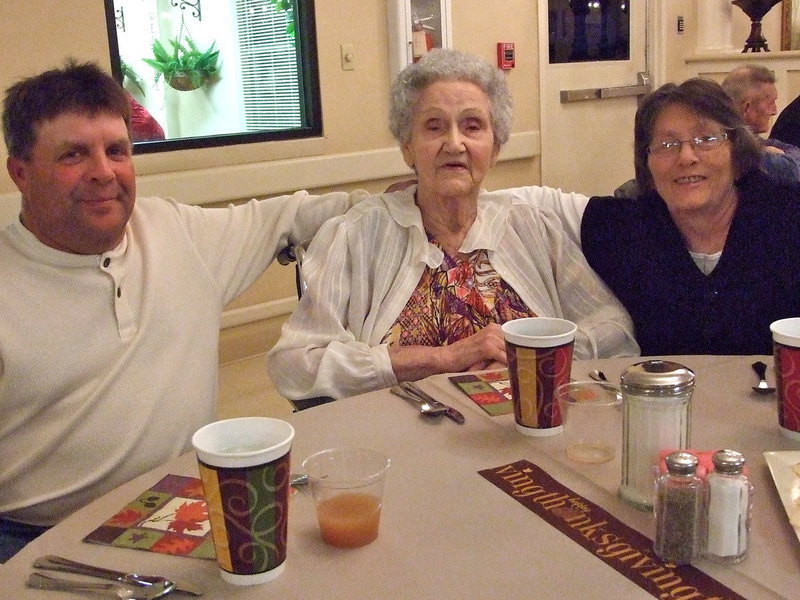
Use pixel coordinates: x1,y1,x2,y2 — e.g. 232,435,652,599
732,0,783,52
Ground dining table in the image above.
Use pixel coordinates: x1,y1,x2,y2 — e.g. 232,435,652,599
1,355,799,599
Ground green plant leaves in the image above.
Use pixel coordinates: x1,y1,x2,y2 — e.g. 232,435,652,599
142,35,220,88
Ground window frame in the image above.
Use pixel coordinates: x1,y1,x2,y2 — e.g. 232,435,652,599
103,0,322,155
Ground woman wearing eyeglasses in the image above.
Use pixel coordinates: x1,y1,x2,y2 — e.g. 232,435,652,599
577,77,800,355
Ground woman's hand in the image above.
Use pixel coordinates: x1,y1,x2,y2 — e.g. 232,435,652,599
467,359,506,372
445,323,507,372
389,323,507,382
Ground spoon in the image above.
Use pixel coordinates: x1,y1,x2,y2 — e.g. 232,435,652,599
588,369,608,382
27,572,174,599
751,361,776,394
389,386,448,416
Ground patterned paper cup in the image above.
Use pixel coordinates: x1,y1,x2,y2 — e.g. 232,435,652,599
502,317,576,436
192,417,295,585
771,318,800,441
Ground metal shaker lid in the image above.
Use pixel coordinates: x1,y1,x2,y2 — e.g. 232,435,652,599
620,360,695,396
711,449,746,474
665,451,699,475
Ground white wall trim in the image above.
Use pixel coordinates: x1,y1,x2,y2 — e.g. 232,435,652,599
134,130,540,205
0,130,539,222
137,146,411,206
221,296,298,329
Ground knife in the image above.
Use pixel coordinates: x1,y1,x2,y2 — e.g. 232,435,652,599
33,555,203,596
399,382,465,424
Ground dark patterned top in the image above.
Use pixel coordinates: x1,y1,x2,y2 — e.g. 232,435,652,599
382,238,535,346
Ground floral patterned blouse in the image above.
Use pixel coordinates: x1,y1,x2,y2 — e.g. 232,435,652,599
382,238,536,346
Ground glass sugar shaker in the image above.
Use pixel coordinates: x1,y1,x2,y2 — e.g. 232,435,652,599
620,360,695,510
654,451,704,565
705,449,751,563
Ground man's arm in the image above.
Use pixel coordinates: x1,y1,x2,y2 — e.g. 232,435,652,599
167,189,366,306
506,186,590,248
760,150,800,184
291,189,369,247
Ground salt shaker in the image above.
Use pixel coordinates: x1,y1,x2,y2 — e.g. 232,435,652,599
620,360,695,509
654,451,704,565
705,449,751,563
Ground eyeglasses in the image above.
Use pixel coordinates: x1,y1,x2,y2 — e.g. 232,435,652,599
647,132,730,157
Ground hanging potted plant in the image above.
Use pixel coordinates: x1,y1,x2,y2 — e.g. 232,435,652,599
142,32,220,91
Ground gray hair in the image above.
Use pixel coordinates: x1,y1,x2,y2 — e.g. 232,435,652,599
721,64,776,106
388,49,512,148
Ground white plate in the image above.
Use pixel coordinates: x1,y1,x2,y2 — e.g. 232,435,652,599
763,451,800,544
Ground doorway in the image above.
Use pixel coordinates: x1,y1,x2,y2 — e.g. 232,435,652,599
538,0,650,196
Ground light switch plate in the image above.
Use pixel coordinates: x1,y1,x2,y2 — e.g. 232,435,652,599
340,44,356,71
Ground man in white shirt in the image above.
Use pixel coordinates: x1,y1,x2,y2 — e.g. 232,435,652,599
0,60,362,561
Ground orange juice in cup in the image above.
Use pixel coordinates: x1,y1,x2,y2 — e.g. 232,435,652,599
302,447,390,548
316,492,382,547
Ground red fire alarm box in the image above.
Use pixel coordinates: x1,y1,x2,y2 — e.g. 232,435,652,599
497,42,515,70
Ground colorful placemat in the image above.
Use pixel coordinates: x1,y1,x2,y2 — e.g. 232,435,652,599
449,370,513,416
83,474,215,559
479,460,746,600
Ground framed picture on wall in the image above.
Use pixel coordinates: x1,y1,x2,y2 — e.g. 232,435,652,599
782,0,800,50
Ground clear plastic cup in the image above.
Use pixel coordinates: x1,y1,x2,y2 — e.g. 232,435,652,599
555,381,622,464
301,447,391,548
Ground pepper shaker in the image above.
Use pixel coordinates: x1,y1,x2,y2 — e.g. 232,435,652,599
705,449,751,563
654,451,704,565
620,360,695,509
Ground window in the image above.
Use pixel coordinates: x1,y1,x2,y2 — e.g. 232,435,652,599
104,0,321,154
548,0,630,64
238,0,302,130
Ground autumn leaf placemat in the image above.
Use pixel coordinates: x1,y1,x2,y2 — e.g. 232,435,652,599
83,474,215,559
449,370,513,416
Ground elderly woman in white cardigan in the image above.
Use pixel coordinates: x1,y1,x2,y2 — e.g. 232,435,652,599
268,49,638,401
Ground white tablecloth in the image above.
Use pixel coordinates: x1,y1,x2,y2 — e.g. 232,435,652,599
1,356,798,599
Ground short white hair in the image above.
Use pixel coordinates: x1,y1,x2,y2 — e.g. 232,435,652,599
388,49,512,149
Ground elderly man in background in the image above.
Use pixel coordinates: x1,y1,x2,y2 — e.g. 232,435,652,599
0,60,364,561
722,64,800,182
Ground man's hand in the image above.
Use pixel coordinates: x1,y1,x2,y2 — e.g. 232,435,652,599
764,145,786,155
